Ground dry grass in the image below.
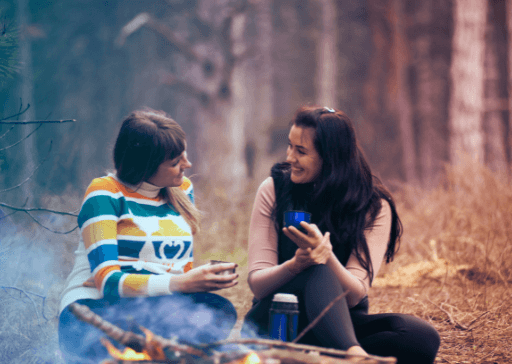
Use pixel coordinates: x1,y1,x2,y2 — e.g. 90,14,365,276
194,160,512,364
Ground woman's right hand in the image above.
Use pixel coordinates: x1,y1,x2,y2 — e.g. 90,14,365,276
169,263,238,293
288,232,332,274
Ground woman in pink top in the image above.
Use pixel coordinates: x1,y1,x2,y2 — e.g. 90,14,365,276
242,106,440,363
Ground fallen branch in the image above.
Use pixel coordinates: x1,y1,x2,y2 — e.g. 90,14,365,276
293,291,349,343
68,303,208,358
426,298,468,330
207,339,396,363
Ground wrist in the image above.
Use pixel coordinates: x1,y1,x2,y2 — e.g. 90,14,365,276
168,275,185,292
285,258,301,275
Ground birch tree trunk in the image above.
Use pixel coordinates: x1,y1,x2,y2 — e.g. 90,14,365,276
482,0,509,173
449,0,487,165
315,0,337,108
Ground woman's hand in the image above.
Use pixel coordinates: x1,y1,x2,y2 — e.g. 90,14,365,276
283,222,324,249
288,232,333,274
169,262,238,293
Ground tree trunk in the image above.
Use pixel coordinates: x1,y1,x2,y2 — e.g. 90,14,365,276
506,0,512,167
483,0,509,173
390,0,418,185
315,0,337,108
449,0,487,165
244,0,275,183
364,0,405,184
406,0,452,188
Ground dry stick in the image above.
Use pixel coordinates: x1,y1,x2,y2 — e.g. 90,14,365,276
426,298,468,330
292,291,349,343
210,339,396,364
67,303,208,358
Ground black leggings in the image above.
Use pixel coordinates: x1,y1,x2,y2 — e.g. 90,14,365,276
243,265,440,364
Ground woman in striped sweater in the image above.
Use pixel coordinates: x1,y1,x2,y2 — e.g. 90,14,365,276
58,109,238,364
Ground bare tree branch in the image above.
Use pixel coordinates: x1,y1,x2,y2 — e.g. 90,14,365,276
0,140,53,194
0,123,42,151
0,119,75,125
0,286,54,321
0,102,31,122
0,125,15,140
0,202,79,217
25,211,79,234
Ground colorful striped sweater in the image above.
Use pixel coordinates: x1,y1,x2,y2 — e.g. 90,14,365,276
59,175,194,313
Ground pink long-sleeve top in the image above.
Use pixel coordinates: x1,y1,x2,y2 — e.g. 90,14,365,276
247,177,392,307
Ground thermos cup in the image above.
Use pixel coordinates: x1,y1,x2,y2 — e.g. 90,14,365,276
269,293,299,341
283,211,311,233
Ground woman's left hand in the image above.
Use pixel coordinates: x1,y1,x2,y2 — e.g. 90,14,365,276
283,222,323,249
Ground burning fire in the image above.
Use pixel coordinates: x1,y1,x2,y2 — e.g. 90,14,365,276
240,352,261,364
100,326,166,361
101,338,152,361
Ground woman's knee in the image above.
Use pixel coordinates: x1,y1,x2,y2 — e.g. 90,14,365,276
386,314,440,363
302,265,344,296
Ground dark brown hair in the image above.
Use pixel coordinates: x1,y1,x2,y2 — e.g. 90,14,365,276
113,108,200,234
273,106,402,283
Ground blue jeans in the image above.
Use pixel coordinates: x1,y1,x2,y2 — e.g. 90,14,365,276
59,293,237,364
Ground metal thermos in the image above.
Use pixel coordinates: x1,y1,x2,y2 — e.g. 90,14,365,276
269,293,299,341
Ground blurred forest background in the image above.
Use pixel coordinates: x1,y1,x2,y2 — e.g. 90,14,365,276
1,0,512,363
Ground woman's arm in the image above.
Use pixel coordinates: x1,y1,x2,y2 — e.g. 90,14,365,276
247,178,300,299
327,199,392,307
80,177,237,299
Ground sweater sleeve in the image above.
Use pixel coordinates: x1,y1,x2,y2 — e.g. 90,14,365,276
78,177,193,300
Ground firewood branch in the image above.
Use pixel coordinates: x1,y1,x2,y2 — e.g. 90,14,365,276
68,302,208,358
207,338,396,363
68,302,396,363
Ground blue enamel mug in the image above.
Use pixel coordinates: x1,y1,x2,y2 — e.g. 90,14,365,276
283,210,311,233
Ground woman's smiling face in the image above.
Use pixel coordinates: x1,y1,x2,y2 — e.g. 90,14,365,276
286,125,323,184
146,147,192,188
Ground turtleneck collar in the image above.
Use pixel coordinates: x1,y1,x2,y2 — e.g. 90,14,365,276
110,173,163,199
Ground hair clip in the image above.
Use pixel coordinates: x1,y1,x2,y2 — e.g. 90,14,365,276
324,107,335,113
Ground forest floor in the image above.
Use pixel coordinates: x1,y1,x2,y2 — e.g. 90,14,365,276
195,160,512,364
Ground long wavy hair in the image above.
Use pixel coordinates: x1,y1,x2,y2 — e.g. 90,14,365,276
113,108,200,234
272,106,402,283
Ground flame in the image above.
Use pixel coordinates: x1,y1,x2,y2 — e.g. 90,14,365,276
241,352,262,364
140,326,167,360
101,338,151,361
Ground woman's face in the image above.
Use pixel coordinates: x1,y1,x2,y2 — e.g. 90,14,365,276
286,125,322,184
147,147,192,188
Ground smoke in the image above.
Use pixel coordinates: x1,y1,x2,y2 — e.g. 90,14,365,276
0,213,77,364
